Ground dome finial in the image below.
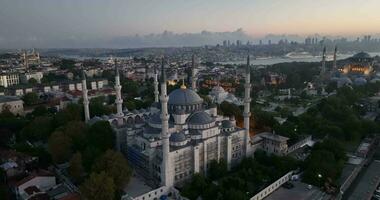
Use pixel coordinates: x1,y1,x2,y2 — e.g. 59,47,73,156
180,78,186,89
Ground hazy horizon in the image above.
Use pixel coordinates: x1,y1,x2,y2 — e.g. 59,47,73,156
1,0,380,48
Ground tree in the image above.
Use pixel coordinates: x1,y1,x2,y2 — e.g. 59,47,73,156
22,92,39,106
28,78,38,85
92,150,132,188
20,116,54,141
224,188,247,200
181,174,208,200
87,121,115,152
80,171,115,200
30,105,48,117
48,131,72,164
63,121,87,151
89,96,113,117
53,103,83,127
208,159,227,180
69,152,84,181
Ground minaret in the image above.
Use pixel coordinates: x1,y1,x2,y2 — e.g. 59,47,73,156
114,58,123,116
321,46,326,76
243,55,251,155
191,54,197,91
333,45,337,70
82,70,90,122
160,58,172,187
153,66,159,103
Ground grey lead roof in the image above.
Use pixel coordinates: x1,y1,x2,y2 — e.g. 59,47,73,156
187,111,214,125
168,88,203,106
169,132,187,142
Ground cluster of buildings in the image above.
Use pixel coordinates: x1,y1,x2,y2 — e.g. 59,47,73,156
0,149,80,200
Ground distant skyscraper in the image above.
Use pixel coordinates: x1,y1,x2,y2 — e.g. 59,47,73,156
268,40,272,45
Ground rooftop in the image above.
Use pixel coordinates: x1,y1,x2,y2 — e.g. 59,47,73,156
123,174,153,198
0,95,22,103
260,132,289,142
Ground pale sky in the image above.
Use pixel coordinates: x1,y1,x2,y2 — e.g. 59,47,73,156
1,0,380,48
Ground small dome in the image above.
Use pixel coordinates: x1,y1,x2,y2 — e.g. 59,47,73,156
370,78,380,83
339,77,352,85
149,113,161,124
221,120,234,128
188,111,214,125
168,88,203,106
169,132,187,142
354,77,367,85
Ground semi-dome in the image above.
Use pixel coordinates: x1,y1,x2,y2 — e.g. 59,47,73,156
169,132,187,142
187,111,214,125
168,88,203,106
221,120,234,128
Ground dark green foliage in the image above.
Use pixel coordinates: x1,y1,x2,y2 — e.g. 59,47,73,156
181,152,299,200
89,96,114,117
87,121,115,152
55,59,76,70
266,62,320,89
92,150,132,188
14,143,52,168
53,103,83,128
219,101,242,118
208,159,227,180
302,139,346,186
253,107,277,130
22,92,40,106
20,116,54,141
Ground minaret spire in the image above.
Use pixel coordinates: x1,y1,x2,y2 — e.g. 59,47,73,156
191,54,197,91
321,46,326,75
243,55,251,155
82,70,90,122
153,66,159,103
114,58,123,116
333,45,337,70
160,58,172,187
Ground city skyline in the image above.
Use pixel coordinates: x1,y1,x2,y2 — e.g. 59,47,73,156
1,0,380,48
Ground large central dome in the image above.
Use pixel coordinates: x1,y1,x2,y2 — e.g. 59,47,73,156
168,87,203,114
168,88,203,106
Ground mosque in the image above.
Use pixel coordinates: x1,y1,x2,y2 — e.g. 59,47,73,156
318,47,378,89
83,56,290,190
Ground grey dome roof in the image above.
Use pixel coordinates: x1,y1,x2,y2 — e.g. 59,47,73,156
170,132,187,142
168,88,203,106
221,120,234,128
188,111,214,125
149,113,161,124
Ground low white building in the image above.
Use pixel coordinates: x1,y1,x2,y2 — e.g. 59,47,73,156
12,170,56,200
20,71,43,84
0,96,24,115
